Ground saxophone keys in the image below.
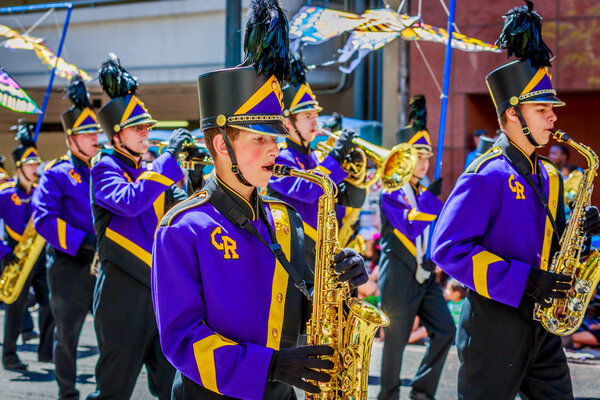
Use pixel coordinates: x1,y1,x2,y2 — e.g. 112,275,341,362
574,279,591,294
567,297,584,312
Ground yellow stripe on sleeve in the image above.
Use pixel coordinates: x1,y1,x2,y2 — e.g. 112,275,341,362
4,224,22,242
393,229,416,257
136,171,174,187
472,251,503,299
267,203,292,350
57,218,67,250
407,208,437,222
540,161,560,271
105,228,152,267
193,333,237,394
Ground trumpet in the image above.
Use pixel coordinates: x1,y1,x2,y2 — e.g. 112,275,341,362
157,140,213,169
317,129,418,191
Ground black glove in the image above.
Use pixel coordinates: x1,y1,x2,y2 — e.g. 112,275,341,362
1,251,18,266
524,268,571,308
187,165,205,192
268,345,334,394
79,233,97,254
334,248,368,288
420,258,437,273
330,128,357,164
165,128,193,157
427,177,443,197
583,206,600,236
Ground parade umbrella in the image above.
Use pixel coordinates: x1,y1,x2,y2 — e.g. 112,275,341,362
0,65,41,114
0,23,90,81
290,6,500,73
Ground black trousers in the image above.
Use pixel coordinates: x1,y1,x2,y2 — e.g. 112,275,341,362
378,268,455,400
2,253,54,364
86,261,175,400
457,292,573,400
47,247,96,400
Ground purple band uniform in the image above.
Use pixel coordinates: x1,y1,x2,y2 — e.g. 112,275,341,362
152,176,309,399
90,148,183,286
32,153,94,256
432,135,564,308
0,181,34,258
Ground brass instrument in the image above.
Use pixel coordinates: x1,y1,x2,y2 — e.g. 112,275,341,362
316,129,418,191
338,207,362,249
270,164,389,399
0,218,46,304
157,140,213,169
534,129,600,335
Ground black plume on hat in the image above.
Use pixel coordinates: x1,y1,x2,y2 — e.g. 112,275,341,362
409,95,427,131
495,0,552,69
288,51,307,87
98,53,138,99
242,0,290,83
65,73,92,110
11,119,35,147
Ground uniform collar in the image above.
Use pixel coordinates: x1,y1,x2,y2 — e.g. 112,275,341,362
497,133,538,176
69,151,90,171
205,174,260,222
112,147,141,169
286,138,311,156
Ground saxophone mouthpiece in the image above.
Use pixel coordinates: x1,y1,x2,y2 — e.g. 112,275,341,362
550,129,570,143
268,164,292,177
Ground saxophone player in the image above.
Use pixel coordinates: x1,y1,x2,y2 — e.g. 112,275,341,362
432,3,600,399
377,95,455,400
151,1,367,398
0,122,54,370
267,54,366,268
31,76,99,399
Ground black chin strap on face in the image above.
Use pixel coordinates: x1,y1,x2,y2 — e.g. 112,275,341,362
289,117,311,153
513,105,542,148
71,135,94,159
219,127,252,187
18,166,35,185
116,132,143,158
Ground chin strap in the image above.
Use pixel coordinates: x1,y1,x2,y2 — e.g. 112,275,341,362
219,127,252,187
71,135,94,159
18,168,36,187
288,117,311,154
115,133,143,158
513,105,542,148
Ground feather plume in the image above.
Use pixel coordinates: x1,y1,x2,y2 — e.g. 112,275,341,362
11,119,36,147
242,0,290,82
98,53,138,99
288,51,307,87
409,95,427,131
495,0,552,69
323,112,343,132
65,73,92,110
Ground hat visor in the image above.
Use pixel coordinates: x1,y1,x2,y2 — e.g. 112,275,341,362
229,122,289,137
71,127,100,135
122,118,158,130
521,94,565,107
20,157,42,165
291,104,324,114
415,145,433,157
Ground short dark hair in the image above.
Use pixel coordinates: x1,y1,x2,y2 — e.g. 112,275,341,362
447,278,467,298
203,127,241,159
551,144,570,160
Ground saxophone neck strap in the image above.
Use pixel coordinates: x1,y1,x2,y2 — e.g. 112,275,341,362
523,173,561,243
230,203,312,301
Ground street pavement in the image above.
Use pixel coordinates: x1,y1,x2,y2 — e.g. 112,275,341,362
0,310,599,399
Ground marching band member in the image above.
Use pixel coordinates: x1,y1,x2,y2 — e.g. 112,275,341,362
32,76,99,399
268,53,365,267
432,3,600,398
377,96,455,400
87,55,190,399
152,1,368,398
0,122,54,370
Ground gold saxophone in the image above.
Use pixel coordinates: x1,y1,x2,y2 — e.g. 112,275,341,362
534,129,600,335
270,164,390,399
0,218,46,304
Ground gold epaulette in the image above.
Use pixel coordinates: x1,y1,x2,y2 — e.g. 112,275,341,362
466,147,502,174
160,190,209,227
43,154,70,171
90,149,114,167
0,181,16,193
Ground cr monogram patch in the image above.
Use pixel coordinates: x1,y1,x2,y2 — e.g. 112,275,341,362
69,169,82,184
210,227,239,260
508,175,525,199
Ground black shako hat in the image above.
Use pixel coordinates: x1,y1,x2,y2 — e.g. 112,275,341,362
10,120,41,167
61,74,101,135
